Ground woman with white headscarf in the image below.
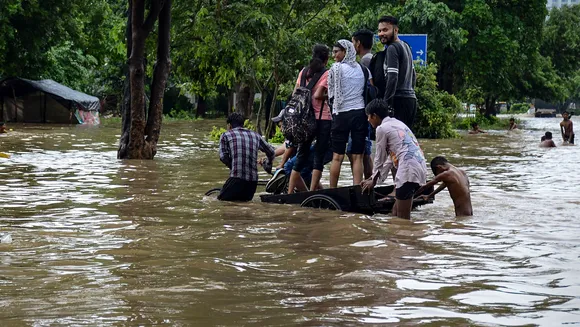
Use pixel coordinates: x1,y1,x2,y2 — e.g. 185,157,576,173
327,39,372,188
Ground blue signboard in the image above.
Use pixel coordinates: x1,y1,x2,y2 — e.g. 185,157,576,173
399,34,428,66
374,34,428,66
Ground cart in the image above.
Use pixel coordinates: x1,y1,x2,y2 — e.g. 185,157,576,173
259,184,434,215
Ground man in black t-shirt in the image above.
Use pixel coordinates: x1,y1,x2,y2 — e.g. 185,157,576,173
370,16,417,130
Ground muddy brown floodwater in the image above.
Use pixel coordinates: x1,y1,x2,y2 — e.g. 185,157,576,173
1,116,579,326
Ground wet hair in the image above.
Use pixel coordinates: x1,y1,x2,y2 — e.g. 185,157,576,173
365,99,390,119
227,112,245,128
563,111,569,115
333,42,346,51
541,136,546,142
430,156,449,175
378,16,399,26
352,29,374,50
509,117,515,122
306,44,329,79
545,131,553,140
471,122,479,128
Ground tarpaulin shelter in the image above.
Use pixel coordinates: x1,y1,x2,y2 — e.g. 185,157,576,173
0,77,100,125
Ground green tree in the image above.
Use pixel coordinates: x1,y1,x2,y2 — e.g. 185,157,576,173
0,0,125,93
458,0,547,115
541,5,580,108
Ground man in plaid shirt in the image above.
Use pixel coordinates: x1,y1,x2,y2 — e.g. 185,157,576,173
218,113,276,201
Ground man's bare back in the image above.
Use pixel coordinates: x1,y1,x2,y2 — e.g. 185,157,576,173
415,157,473,217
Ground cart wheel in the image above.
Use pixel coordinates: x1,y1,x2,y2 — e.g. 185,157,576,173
300,194,342,211
205,188,221,197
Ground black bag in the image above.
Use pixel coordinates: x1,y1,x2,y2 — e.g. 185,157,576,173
369,50,387,98
282,68,325,144
359,63,378,106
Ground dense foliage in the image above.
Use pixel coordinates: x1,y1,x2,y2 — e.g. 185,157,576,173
1,0,579,138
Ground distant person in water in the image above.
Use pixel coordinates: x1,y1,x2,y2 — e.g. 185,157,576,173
508,118,518,130
469,122,487,134
540,132,557,148
560,111,574,144
218,112,276,202
415,156,473,216
0,122,7,133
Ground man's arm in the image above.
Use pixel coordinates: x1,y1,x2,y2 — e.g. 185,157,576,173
219,134,232,168
561,122,566,141
259,137,276,164
277,145,296,169
412,66,416,89
383,45,399,103
414,172,449,197
370,126,393,183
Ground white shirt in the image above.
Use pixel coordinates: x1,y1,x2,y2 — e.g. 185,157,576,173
372,117,427,188
334,63,372,114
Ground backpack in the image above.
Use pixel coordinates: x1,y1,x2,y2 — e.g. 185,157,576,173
359,63,378,106
282,68,326,144
369,50,387,97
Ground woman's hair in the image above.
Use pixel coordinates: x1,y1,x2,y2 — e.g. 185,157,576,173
306,44,329,79
333,42,346,51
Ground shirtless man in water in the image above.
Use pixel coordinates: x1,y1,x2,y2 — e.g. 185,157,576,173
560,111,574,144
414,156,473,216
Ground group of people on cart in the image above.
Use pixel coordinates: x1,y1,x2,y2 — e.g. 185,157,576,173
217,16,473,219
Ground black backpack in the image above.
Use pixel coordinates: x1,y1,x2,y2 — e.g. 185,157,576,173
359,63,378,106
369,50,387,98
282,68,326,144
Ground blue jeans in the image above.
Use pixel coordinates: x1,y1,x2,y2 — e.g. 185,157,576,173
283,145,333,187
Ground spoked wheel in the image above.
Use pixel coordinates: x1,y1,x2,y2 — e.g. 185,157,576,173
300,194,342,211
205,188,221,198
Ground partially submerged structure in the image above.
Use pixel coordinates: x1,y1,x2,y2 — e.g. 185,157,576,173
0,77,100,125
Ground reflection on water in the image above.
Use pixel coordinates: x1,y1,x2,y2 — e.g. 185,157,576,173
1,116,579,326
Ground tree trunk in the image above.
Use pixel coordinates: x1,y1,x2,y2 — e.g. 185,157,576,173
118,0,133,159
255,92,266,135
264,84,279,141
196,96,206,118
235,82,254,119
484,96,497,117
118,0,172,160
144,0,172,157
227,90,234,115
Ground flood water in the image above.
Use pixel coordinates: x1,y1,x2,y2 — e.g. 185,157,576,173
1,116,579,326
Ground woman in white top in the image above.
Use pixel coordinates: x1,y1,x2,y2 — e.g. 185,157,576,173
327,39,371,187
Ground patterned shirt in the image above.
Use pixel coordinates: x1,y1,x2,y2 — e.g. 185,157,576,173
219,127,276,182
372,117,427,188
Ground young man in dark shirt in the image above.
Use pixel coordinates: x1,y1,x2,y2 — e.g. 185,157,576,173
370,16,417,130
218,113,276,202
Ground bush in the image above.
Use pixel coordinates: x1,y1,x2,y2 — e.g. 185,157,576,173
414,64,460,138
453,113,519,130
209,126,227,141
164,108,197,121
510,103,530,113
271,126,285,144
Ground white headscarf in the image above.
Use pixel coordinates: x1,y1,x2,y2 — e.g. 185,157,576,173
328,39,357,113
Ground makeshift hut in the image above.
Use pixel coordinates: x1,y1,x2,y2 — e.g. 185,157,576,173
0,77,100,125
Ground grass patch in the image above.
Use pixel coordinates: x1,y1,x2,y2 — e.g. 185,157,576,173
453,114,521,130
